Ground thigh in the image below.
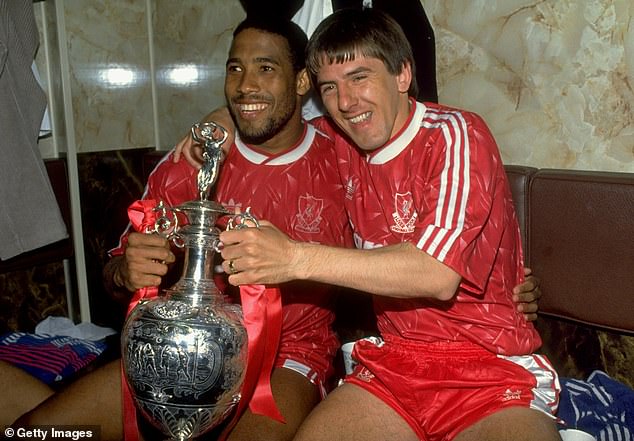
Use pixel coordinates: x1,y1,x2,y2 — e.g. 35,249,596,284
0,360,54,425
293,383,418,441
16,359,124,441
227,366,321,441
453,406,561,441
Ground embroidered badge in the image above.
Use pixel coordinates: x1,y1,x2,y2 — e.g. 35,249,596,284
295,194,324,233
390,192,417,233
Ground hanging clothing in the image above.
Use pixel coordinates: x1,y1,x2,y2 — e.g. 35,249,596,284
0,0,67,260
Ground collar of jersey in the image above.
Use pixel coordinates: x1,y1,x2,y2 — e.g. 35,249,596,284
367,99,426,165
234,123,315,166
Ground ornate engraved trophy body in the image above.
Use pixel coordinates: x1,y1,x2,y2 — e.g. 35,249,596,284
121,123,247,440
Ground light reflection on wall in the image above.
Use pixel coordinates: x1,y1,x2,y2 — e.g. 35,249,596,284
157,64,225,86
78,64,226,88
101,66,139,87
74,64,146,89
164,65,199,85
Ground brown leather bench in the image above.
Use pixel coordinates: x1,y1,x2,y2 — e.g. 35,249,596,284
506,167,634,335
505,166,634,387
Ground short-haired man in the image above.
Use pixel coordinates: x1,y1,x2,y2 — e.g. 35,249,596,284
18,17,349,441
215,9,561,441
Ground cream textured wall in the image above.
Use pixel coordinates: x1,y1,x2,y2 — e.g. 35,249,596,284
35,0,633,172
424,0,634,172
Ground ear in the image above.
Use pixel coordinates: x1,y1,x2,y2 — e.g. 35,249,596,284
396,61,413,94
296,68,311,97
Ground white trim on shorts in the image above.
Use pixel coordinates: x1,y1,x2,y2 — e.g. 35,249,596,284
281,359,327,398
497,353,561,418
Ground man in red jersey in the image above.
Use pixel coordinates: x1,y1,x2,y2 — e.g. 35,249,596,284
16,17,350,441
212,9,561,441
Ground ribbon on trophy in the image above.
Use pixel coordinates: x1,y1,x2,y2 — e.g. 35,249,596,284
217,214,285,441
122,198,165,441
125,199,165,313
216,284,284,440
240,284,284,421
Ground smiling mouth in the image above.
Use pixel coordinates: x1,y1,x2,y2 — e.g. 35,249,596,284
238,103,269,113
348,112,371,124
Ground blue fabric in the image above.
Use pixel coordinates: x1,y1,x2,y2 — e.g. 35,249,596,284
558,370,634,441
0,332,107,384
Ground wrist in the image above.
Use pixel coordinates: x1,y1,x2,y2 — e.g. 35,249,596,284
291,241,316,281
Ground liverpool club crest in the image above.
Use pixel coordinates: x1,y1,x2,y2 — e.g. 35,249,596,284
391,192,417,233
295,194,324,233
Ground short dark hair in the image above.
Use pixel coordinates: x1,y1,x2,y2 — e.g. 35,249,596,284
306,8,418,98
233,15,308,74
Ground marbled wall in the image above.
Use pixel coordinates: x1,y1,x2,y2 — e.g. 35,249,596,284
423,0,634,172
0,264,67,334
36,1,634,170
38,0,244,154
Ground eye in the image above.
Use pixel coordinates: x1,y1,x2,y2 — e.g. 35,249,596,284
352,74,367,83
260,65,274,72
319,84,335,96
226,64,242,73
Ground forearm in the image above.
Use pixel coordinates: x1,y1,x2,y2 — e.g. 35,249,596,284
292,241,461,300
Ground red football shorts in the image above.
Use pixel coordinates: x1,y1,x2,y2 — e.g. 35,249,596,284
273,306,340,397
345,335,560,440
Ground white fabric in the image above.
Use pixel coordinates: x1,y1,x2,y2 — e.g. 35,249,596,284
291,0,333,121
31,61,51,137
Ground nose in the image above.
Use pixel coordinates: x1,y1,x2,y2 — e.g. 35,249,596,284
237,69,259,94
337,84,357,112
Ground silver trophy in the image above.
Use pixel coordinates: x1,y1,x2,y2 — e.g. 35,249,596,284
121,122,248,440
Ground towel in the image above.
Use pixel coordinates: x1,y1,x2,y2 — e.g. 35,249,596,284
0,331,108,384
558,370,634,441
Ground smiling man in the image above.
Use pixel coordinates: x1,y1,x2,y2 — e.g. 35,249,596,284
216,9,561,441
107,16,355,441
15,17,351,441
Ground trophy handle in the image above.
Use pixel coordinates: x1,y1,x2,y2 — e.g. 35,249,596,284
145,200,179,237
226,207,260,230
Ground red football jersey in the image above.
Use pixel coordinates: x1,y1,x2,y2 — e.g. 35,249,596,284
112,122,353,378
326,100,541,356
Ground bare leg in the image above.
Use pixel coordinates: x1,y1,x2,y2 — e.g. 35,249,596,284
293,383,418,441
16,359,124,441
16,361,321,441
0,361,54,426
227,367,320,441
454,407,561,441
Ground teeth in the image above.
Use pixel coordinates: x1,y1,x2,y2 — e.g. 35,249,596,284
349,112,370,124
239,103,267,112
